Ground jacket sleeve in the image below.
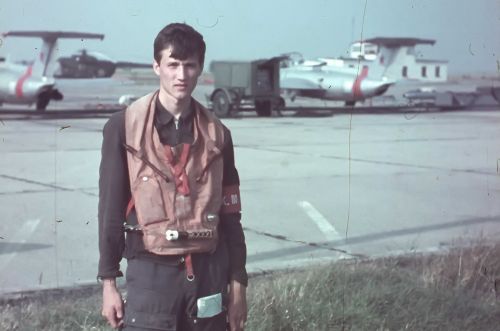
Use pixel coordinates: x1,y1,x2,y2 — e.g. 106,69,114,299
97,111,130,279
219,128,248,287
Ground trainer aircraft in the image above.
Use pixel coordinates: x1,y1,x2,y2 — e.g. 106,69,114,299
0,31,104,111
280,52,394,106
280,37,445,106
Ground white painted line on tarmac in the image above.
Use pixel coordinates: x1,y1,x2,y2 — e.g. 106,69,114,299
298,201,341,241
0,218,41,271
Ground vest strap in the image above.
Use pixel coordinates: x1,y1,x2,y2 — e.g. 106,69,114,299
164,144,191,195
126,197,135,217
185,253,195,281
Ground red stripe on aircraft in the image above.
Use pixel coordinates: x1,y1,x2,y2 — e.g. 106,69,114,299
15,65,33,98
352,66,369,99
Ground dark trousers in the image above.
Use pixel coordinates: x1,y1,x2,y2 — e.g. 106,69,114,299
122,241,229,331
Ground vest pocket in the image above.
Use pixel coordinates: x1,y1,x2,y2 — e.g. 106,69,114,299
132,172,170,225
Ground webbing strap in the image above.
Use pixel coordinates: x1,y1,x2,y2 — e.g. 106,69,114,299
185,253,195,281
164,143,191,195
126,197,135,217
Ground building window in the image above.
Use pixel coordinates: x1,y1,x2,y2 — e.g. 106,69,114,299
402,66,408,78
421,66,427,78
435,66,440,78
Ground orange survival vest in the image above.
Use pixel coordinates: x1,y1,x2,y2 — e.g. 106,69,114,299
124,91,230,255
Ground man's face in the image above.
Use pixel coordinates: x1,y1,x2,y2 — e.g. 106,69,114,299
153,46,202,102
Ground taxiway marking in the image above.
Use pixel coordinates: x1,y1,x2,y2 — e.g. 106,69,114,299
298,201,341,241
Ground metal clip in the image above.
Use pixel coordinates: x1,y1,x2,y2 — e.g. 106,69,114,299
206,214,218,222
123,223,142,232
166,230,179,241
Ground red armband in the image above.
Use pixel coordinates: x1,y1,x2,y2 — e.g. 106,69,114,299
221,185,241,214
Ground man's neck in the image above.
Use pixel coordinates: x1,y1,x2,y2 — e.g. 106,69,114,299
158,91,191,118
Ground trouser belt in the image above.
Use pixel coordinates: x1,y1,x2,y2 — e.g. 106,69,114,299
123,224,198,281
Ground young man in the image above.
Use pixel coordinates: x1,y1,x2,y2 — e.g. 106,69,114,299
98,23,247,331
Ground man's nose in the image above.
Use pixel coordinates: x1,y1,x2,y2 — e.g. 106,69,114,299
177,65,187,79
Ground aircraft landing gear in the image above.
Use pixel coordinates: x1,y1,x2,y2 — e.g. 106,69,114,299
36,89,63,112
36,96,50,111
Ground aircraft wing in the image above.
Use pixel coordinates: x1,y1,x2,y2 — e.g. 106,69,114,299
115,61,152,69
301,60,327,67
3,31,104,40
2,31,105,78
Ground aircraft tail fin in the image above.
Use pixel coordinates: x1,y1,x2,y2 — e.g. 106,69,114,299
2,31,104,78
368,38,435,80
377,46,406,79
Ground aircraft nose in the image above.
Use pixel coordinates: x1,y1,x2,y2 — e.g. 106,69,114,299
360,79,395,97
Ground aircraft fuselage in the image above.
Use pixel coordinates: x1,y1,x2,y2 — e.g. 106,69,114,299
0,64,58,105
280,65,393,102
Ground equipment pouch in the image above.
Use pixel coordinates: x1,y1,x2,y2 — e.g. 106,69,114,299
196,293,223,318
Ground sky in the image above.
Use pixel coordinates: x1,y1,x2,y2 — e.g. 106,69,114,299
0,0,498,75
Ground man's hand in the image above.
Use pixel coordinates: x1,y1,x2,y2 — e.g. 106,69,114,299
228,279,247,331
101,278,124,329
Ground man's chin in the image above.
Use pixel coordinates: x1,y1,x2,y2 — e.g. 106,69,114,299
161,89,194,102
170,92,191,101
177,93,192,101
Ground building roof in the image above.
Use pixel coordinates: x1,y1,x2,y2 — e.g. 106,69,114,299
360,37,436,47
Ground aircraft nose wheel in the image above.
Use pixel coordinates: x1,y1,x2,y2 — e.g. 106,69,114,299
36,96,50,111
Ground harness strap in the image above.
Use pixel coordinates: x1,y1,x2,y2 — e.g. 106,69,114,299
126,197,135,217
164,143,191,195
185,253,195,281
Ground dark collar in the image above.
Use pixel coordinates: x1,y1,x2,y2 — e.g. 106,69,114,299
155,97,195,125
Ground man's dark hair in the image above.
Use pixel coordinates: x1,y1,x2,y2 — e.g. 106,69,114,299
153,23,206,67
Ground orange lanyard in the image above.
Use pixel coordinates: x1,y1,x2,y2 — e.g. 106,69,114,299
163,143,191,195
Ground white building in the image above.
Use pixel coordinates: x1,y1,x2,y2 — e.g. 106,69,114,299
344,37,448,82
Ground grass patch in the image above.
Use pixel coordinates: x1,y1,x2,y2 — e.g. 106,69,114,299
2,243,500,330
0,286,107,331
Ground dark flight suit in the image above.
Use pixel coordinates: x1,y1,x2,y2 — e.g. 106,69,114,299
98,98,247,330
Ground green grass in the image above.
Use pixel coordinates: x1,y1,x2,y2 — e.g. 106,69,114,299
0,286,107,331
247,263,499,330
2,243,500,330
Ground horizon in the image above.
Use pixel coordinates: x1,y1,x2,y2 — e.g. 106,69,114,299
0,0,498,76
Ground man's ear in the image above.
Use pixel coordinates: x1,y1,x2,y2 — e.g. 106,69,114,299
153,60,160,76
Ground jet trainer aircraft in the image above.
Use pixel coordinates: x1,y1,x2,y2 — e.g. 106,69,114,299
280,37,445,106
280,52,394,106
0,31,104,111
